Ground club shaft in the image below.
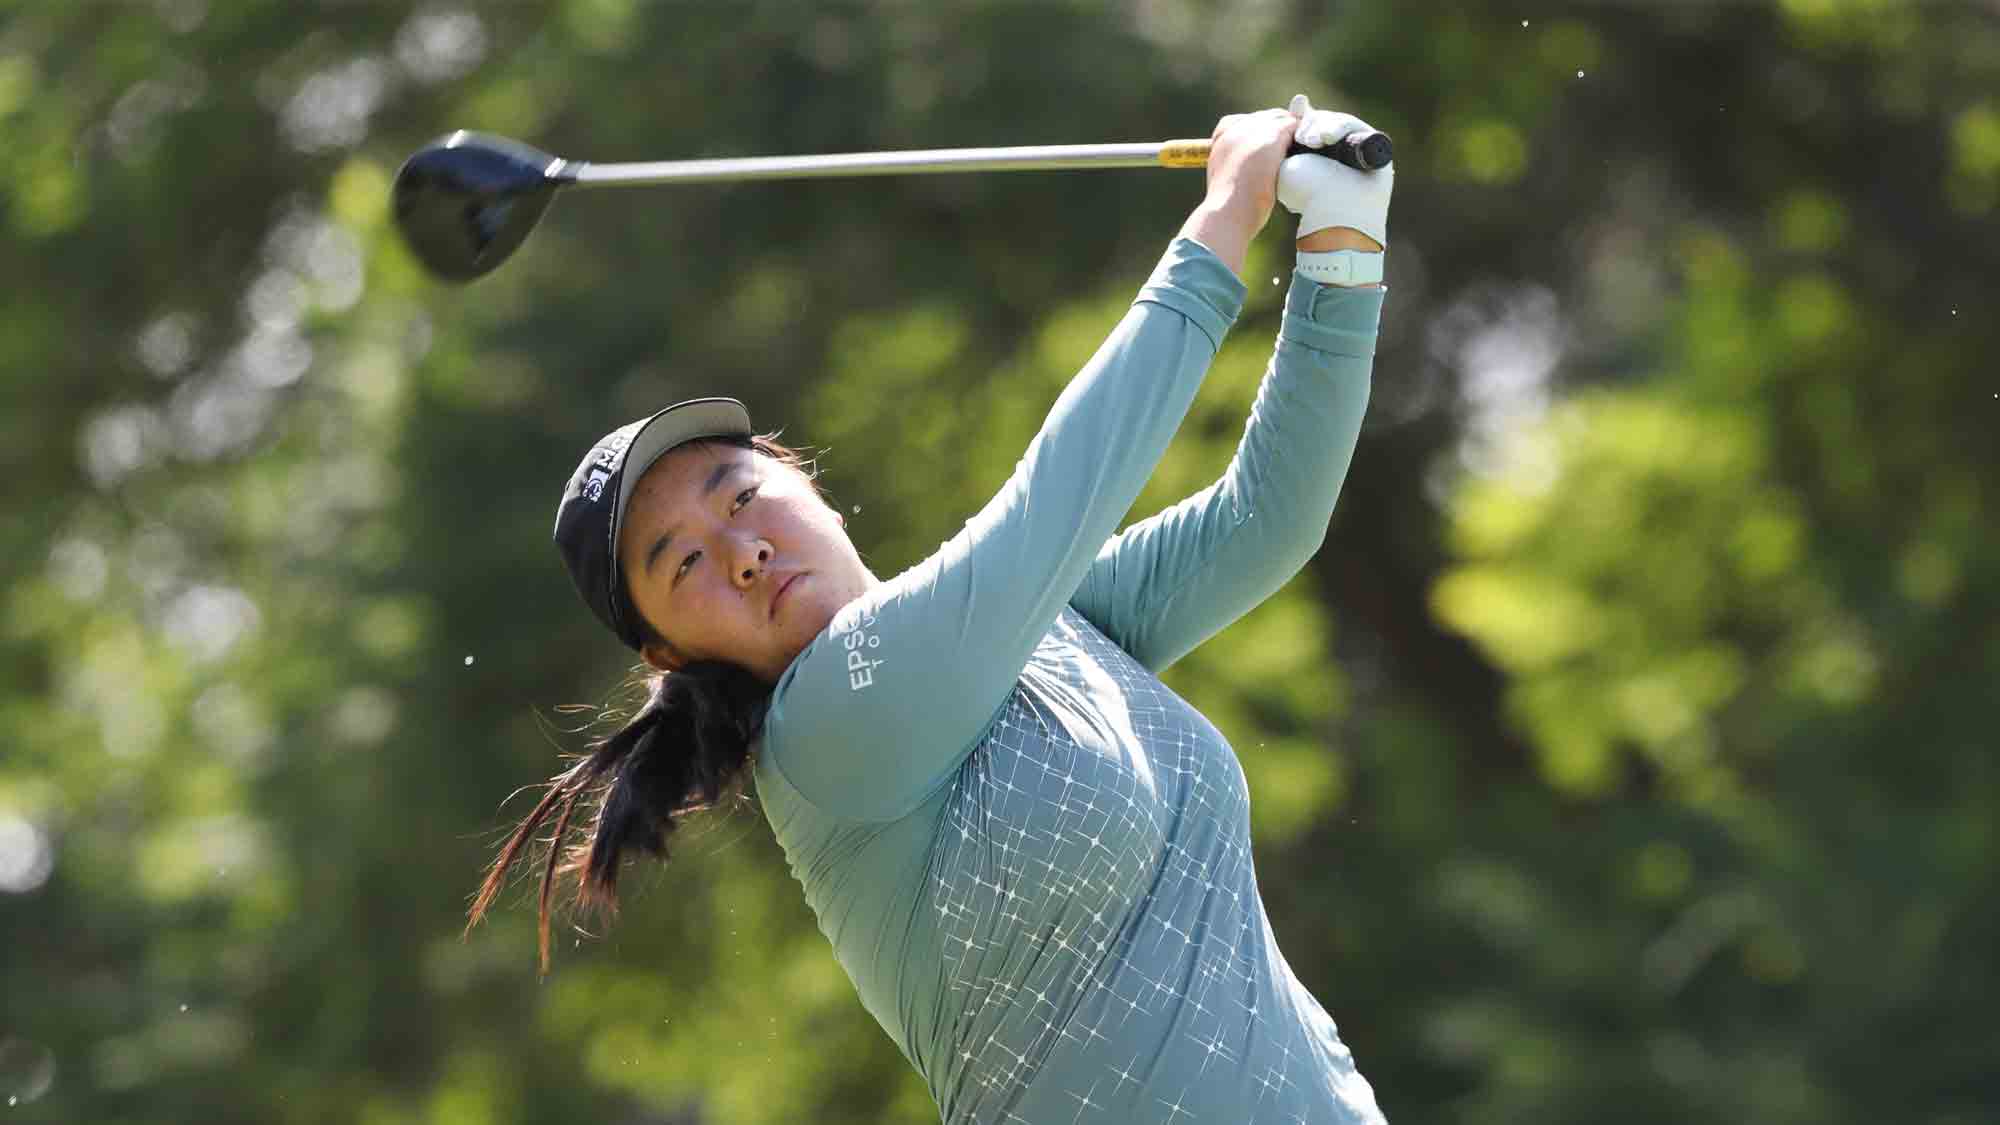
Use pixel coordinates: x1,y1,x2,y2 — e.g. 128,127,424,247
561,141,1212,187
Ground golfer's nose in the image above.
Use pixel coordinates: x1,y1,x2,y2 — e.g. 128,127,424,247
730,538,772,588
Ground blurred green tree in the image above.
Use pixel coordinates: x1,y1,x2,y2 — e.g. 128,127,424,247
1,2,1993,1124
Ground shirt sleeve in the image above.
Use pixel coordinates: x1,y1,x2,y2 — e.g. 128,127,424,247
757,238,1249,821
1067,269,1383,672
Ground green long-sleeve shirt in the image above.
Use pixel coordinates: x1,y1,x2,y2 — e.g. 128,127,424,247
754,238,1388,1124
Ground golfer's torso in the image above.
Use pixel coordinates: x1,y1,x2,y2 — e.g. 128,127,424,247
907,608,1380,1125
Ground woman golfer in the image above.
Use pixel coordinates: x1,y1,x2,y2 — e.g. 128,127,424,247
474,97,1395,1124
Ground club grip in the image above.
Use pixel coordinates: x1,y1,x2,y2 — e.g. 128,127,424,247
1157,130,1394,172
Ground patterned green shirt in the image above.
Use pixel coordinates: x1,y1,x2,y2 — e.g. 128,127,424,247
756,238,1389,1124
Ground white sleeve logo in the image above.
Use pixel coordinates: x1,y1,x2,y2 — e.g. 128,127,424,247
841,610,885,691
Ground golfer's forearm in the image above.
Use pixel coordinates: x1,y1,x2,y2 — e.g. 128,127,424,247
969,237,1243,607
1181,284,1378,600
1232,281,1380,546
1064,278,1380,670
755,240,1247,819
1178,201,1261,277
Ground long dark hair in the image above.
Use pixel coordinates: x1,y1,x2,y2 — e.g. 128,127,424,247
468,435,818,972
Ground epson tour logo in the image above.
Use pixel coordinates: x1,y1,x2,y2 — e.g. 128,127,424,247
841,609,885,691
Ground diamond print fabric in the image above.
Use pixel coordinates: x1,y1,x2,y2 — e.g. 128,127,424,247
760,609,1386,1124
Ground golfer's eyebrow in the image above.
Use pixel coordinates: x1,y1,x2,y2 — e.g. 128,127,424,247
642,460,745,575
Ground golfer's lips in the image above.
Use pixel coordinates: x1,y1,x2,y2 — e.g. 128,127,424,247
770,572,805,619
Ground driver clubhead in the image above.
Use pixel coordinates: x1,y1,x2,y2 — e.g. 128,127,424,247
393,131,573,282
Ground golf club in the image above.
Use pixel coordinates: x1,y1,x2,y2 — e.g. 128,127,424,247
393,129,1394,282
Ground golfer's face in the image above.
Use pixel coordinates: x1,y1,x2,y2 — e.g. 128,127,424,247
617,443,867,682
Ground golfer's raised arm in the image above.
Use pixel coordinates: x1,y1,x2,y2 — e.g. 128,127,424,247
1072,98,1397,672
756,114,1299,821
1070,277,1382,672
758,242,1243,818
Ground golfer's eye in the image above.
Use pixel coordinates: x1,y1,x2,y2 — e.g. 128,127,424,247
675,550,700,583
731,486,759,514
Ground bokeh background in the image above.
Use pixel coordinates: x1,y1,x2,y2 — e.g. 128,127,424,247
4,1,1997,1122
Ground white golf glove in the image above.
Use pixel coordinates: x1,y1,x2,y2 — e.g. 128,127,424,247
1277,94,1394,248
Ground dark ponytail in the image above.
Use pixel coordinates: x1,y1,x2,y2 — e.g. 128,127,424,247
472,432,820,971
468,660,771,972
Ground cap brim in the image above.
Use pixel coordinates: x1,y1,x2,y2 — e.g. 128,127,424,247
605,397,754,632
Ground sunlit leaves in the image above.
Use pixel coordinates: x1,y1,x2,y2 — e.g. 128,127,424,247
1627,840,1695,903
1948,100,2000,214
1773,273,1852,348
563,0,641,57
1433,569,1608,672
0,53,37,119
423,1049,520,1125
13,144,85,237
1436,118,1529,186
1434,391,1815,795
350,595,434,663
1770,189,1849,254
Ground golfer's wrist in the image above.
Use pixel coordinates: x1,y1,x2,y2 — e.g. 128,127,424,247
1294,227,1384,288
1296,227,1382,253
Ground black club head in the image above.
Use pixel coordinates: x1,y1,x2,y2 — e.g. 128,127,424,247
392,131,573,282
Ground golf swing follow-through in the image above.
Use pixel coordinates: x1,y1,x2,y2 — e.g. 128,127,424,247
463,95,1399,1123
391,99,1391,281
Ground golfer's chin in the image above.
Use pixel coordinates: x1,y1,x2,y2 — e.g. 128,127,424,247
767,591,859,680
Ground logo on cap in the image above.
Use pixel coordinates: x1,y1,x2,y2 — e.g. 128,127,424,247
583,466,612,501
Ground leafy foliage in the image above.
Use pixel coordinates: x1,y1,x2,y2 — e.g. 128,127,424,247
2,2,1995,1123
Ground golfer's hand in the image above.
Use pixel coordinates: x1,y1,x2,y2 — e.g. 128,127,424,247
1279,94,1393,252
1180,107,1300,277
